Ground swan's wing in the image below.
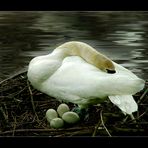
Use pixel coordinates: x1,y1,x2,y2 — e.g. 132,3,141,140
41,56,144,108
108,95,138,115
44,56,144,98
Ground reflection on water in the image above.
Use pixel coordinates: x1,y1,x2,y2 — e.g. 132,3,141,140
0,11,148,81
111,31,144,46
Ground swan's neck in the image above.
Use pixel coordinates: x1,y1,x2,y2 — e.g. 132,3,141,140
27,53,63,89
54,41,114,72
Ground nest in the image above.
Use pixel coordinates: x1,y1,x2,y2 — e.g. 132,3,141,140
0,71,148,137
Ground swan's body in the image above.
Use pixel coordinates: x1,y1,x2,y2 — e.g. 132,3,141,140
27,41,145,115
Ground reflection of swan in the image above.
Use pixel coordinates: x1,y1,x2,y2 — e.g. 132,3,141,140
27,41,145,115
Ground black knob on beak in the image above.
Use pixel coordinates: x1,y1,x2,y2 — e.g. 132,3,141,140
106,69,116,74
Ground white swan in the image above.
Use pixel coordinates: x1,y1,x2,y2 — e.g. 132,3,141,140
27,41,145,115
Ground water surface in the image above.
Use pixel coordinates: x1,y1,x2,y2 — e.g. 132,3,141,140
0,11,148,81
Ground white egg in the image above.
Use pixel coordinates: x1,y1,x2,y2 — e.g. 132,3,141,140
50,118,64,129
46,109,58,123
57,103,70,117
62,111,80,124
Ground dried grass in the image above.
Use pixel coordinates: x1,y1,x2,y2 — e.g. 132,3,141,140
0,72,147,136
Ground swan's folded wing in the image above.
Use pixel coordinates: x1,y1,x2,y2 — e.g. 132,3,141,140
108,95,138,115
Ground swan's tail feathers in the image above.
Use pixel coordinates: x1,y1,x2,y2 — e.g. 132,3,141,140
108,95,138,115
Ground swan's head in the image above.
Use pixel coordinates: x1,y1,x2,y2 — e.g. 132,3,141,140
103,59,116,74
94,54,116,74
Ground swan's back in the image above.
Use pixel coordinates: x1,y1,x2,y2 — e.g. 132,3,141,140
40,56,145,108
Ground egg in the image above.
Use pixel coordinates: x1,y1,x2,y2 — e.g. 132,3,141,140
50,118,64,129
46,109,58,123
57,103,70,117
62,111,80,124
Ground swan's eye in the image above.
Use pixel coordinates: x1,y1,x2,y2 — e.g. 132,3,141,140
106,69,116,74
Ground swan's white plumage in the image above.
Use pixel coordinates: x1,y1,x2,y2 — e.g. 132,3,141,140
108,95,138,115
27,41,145,115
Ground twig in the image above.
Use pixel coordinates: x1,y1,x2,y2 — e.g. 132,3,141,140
0,126,94,136
137,88,148,104
92,116,101,136
0,106,8,122
125,110,148,125
122,114,137,124
13,86,28,97
122,116,129,123
137,111,147,120
112,127,145,133
27,80,39,122
0,70,27,85
100,110,111,137
130,114,136,123
12,116,17,136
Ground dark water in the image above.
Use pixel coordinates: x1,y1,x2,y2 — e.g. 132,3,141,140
0,11,148,81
